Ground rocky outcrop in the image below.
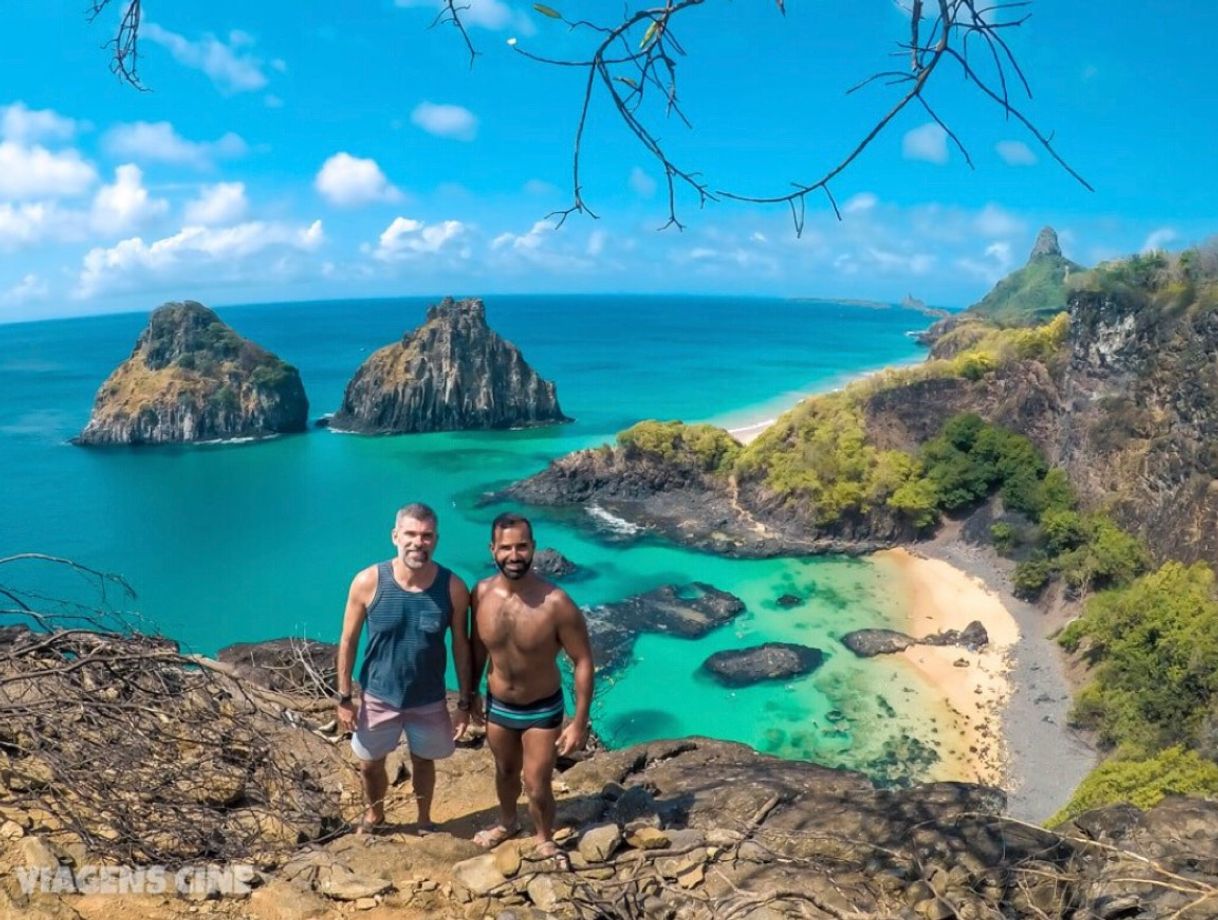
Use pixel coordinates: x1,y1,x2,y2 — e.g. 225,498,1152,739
585,583,746,673
505,445,895,557
532,547,578,578
76,301,308,445
217,637,338,694
329,297,570,434
700,642,825,687
842,620,989,658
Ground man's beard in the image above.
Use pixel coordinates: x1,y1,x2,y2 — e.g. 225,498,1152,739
401,549,430,570
496,557,532,580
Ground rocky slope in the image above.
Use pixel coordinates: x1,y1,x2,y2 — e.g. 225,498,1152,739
506,250,1218,568
329,297,570,434
76,301,308,446
918,227,1081,350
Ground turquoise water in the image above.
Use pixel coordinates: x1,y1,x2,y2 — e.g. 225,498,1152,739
0,294,935,774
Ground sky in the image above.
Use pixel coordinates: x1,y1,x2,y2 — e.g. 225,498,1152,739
1,1,1216,322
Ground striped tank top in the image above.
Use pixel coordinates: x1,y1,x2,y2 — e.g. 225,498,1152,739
358,561,451,710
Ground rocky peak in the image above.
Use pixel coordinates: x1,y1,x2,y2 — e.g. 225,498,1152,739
423,295,485,325
76,301,307,446
1029,226,1062,260
331,296,571,434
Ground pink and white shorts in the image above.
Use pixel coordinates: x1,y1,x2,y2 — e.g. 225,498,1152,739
351,693,455,762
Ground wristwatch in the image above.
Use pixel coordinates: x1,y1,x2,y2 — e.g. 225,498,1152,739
337,692,353,705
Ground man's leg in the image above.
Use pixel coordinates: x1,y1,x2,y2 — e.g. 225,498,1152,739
409,754,436,827
520,726,562,845
478,722,524,843
357,757,389,830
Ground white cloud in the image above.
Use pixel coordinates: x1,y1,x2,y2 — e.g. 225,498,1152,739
629,167,656,199
395,0,536,35
0,103,82,144
489,219,599,272
492,219,554,252
901,123,948,164
77,219,324,299
315,153,402,207
523,178,559,197
371,216,469,260
1,273,49,307
1141,227,1177,254
264,94,284,109
0,141,96,200
143,23,273,94
410,102,478,141
586,229,606,256
91,164,169,235
843,192,878,214
103,122,248,169
0,202,68,250
974,203,1024,238
996,140,1037,166
956,240,1016,284
184,183,248,225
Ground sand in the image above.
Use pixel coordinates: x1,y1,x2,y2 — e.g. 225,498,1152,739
873,547,1018,788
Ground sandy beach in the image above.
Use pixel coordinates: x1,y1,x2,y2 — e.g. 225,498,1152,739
872,547,1018,788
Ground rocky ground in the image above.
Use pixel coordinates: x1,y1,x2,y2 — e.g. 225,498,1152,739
5,721,1218,920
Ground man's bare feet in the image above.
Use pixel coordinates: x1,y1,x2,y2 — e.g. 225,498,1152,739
532,839,571,870
473,822,519,849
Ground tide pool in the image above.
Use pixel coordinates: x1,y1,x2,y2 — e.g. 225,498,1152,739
0,294,944,780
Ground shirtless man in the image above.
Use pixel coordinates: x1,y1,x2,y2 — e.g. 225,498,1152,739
470,512,594,860
335,502,474,835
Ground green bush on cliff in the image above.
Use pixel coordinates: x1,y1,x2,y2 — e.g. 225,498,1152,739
617,420,741,475
1059,561,1218,754
1053,515,1149,592
1049,746,1218,827
1012,558,1052,599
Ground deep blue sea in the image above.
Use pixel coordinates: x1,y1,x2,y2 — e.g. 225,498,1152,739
0,294,946,775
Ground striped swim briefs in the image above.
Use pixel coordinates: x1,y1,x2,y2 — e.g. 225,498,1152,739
486,688,565,732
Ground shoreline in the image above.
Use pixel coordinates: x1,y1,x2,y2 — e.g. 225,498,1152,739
904,523,1097,822
723,355,927,445
871,547,1018,789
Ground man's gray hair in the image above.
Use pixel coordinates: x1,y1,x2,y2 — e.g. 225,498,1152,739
395,502,438,527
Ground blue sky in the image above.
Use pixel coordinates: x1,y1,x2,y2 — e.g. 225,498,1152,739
2,1,1216,321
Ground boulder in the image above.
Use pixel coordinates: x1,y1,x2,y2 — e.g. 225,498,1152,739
330,297,571,434
76,301,307,445
532,548,578,579
700,643,825,687
217,637,338,695
841,628,917,657
585,583,746,673
775,594,803,608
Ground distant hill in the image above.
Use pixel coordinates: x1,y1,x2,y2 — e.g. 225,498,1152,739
967,227,1081,326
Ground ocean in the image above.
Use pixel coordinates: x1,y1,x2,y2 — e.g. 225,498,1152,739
0,293,941,777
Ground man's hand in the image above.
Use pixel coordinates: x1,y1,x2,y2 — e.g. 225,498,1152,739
555,719,589,757
453,706,470,741
336,699,358,734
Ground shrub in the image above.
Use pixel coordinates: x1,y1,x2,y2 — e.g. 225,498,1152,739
617,420,740,474
1059,562,1218,754
1049,747,1218,827
1013,559,1052,599
990,522,1016,553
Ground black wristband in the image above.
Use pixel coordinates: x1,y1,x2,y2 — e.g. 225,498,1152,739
457,697,472,712
337,693,353,705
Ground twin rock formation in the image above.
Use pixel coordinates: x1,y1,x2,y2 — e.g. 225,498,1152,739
78,297,567,445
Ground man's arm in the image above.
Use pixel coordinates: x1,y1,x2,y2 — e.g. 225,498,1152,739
336,567,374,732
469,580,490,701
448,575,473,738
554,592,594,756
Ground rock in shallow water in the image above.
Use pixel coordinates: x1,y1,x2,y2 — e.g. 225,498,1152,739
700,642,825,687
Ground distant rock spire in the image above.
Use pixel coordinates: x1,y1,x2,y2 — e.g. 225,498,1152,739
1029,226,1062,260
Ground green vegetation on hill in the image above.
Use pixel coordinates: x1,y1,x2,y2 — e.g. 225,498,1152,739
968,253,1080,327
1069,243,1218,317
616,420,741,475
1050,746,1218,826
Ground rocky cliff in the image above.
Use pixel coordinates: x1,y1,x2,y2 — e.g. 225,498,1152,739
505,249,1218,568
329,297,570,434
76,301,308,446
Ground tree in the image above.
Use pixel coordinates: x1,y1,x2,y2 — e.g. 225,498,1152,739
87,0,1090,233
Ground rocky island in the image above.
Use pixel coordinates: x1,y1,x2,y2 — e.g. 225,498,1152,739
329,297,570,434
76,301,308,446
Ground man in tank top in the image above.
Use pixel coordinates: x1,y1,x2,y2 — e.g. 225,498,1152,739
470,512,594,863
335,502,475,835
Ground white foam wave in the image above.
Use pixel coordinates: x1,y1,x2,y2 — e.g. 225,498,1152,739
586,503,642,535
